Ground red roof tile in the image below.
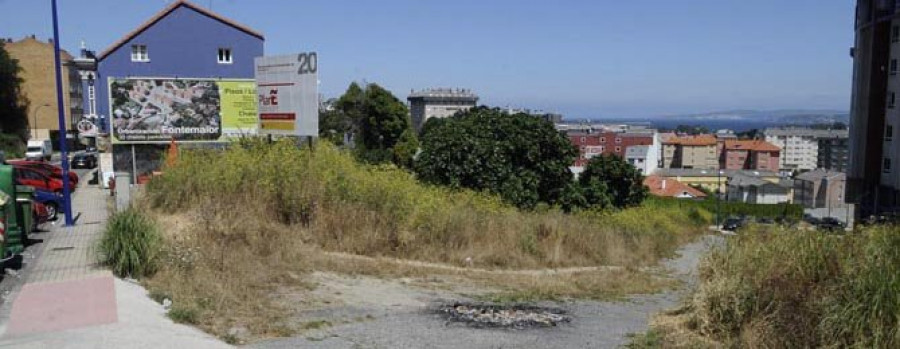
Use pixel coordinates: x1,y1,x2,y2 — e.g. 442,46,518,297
643,176,707,198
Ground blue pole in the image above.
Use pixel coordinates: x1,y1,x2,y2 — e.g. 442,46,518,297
51,0,74,226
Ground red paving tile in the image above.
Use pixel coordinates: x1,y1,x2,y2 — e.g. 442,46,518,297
5,276,118,337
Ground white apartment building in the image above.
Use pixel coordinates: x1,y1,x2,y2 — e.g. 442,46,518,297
763,128,848,172
407,88,478,131
625,134,660,175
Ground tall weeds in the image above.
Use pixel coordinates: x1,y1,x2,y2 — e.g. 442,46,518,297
98,207,163,278
145,139,708,269
689,225,900,348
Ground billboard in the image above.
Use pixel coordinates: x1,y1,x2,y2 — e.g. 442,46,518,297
254,52,318,136
108,78,258,143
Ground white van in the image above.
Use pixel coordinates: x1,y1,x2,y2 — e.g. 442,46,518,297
25,139,53,161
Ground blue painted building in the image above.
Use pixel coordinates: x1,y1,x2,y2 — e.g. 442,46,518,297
92,0,264,181
95,0,264,130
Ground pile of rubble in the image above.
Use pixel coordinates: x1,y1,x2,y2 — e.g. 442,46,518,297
439,303,570,329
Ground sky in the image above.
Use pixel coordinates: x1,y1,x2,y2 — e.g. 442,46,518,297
0,0,855,118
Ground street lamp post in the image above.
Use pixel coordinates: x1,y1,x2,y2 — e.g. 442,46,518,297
50,0,74,226
32,103,51,138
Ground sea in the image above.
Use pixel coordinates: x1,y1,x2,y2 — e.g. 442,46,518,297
583,118,815,133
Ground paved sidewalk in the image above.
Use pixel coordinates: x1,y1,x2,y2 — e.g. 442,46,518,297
0,175,229,348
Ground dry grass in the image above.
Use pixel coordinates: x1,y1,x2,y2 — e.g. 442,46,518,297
138,139,711,341
630,223,900,348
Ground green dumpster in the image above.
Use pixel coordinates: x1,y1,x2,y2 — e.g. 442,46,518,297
0,165,29,256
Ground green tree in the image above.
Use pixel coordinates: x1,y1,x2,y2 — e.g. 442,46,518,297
577,154,648,209
356,84,415,164
322,82,417,167
415,107,576,209
0,41,29,154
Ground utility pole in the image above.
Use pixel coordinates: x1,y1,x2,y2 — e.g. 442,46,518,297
51,0,74,226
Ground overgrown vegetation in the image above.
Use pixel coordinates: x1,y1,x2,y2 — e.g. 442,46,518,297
647,196,803,219
140,139,710,339
98,207,163,278
636,224,900,348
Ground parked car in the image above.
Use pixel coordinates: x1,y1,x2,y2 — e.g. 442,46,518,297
32,189,65,220
71,153,97,169
14,167,66,193
818,217,846,232
756,217,775,225
722,217,744,231
8,160,78,186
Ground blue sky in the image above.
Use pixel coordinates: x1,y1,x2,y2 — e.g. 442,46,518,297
0,0,854,118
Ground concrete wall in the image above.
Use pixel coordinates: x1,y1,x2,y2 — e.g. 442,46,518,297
96,4,264,131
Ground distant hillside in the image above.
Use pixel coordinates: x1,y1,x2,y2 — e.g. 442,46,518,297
675,110,849,125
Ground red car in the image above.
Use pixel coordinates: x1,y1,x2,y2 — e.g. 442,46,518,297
14,167,68,193
8,160,78,185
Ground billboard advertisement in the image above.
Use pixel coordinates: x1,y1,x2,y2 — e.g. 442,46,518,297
108,78,258,143
254,52,318,136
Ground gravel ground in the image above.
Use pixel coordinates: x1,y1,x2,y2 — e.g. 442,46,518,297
252,235,722,349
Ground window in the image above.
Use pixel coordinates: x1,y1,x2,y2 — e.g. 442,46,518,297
892,59,898,75
218,48,232,64
885,158,893,173
615,137,622,143
131,44,148,62
891,92,896,109
887,125,894,142
615,146,621,152
893,25,899,43
599,137,606,143
580,136,586,143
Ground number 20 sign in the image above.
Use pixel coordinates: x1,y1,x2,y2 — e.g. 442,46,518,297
255,52,319,137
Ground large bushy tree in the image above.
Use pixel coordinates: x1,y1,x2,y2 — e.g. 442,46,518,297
0,41,30,151
576,154,648,209
321,82,417,167
415,107,576,209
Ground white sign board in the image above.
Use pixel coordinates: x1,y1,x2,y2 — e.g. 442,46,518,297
254,53,318,136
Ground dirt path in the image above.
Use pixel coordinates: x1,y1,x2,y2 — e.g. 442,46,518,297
252,236,721,349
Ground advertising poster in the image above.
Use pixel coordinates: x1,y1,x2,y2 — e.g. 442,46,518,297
254,52,319,136
108,78,258,143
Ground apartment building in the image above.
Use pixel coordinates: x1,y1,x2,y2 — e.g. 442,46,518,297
763,127,849,172
408,88,478,131
569,131,656,167
721,140,781,172
4,36,83,140
625,144,659,175
848,0,900,214
818,134,850,172
661,134,718,169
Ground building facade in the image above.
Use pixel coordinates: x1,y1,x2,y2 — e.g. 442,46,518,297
794,169,847,209
818,134,850,172
848,0,900,214
726,173,792,205
661,135,718,169
763,127,849,172
94,0,264,181
625,144,659,175
569,131,656,167
4,36,83,140
721,140,781,172
407,88,478,131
